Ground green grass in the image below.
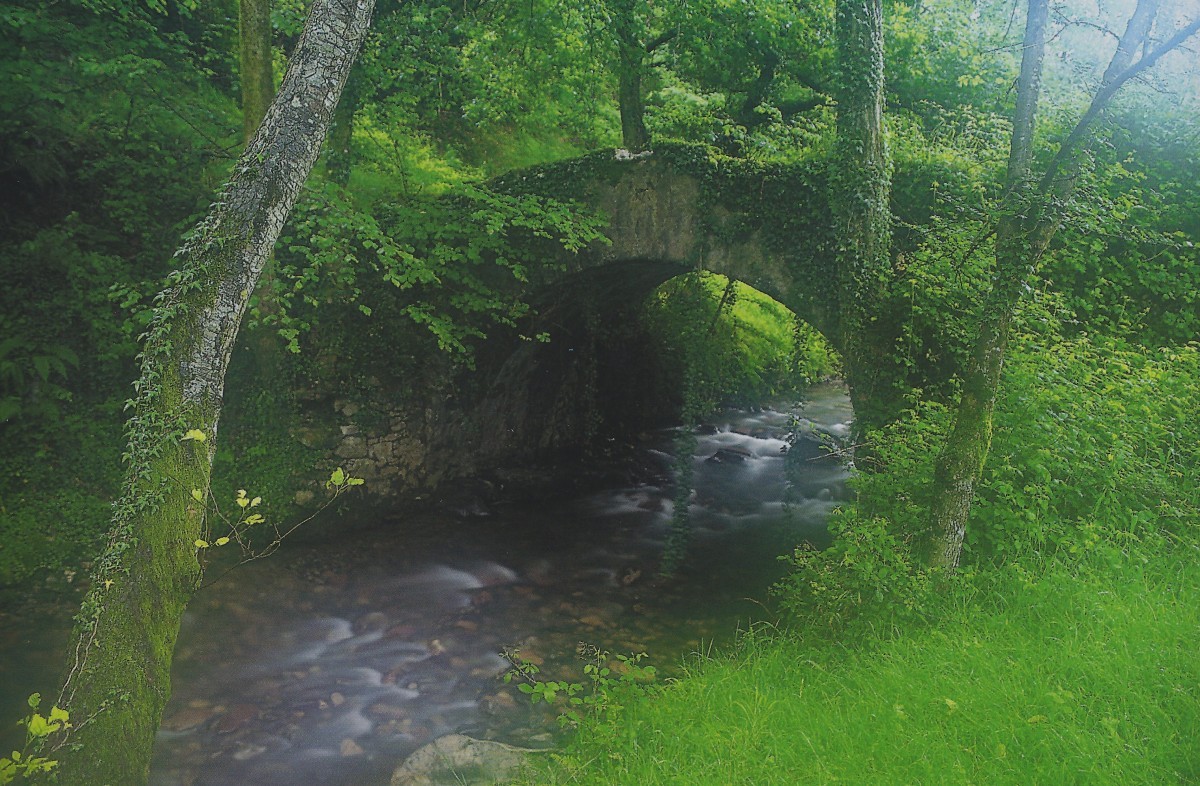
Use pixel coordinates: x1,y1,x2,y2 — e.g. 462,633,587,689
517,549,1200,785
648,272,840,411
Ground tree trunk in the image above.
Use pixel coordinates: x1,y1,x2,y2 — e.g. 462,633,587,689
829,0,895,441
926,0,1048,570
611,0,650,152
926,0,1200,570
617,54,649,151
239,0,275,143
51,1,375,782
736,48,779,129
326,64,361,186
927,213,1045,567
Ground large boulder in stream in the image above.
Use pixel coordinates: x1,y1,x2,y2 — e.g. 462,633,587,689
390,733,544,786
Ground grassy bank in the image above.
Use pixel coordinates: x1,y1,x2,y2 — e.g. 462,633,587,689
517,546,1200,784
514,333,1200,785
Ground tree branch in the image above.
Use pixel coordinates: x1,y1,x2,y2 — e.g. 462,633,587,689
644,26,679,53
1040,4,1200,194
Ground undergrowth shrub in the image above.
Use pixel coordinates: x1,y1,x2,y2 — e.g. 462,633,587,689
971,335,1200,567
776,396,952,637
776,329,1200,637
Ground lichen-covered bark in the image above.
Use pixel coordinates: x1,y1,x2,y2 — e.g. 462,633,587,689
927,213,1041,568
52,1,376,782
829,0,895,438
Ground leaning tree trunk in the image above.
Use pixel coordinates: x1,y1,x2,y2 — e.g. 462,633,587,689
926,0,1048,570
51,1,375,782
923,0,1198,569
926,210,1047,568
829,0,895,441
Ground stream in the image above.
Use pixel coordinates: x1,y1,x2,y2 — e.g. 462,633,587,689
0,383,851,785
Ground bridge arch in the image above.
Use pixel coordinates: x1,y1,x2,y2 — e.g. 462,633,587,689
310,144,955,499
493,144,842,351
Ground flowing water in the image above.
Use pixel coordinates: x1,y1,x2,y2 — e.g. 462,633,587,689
0,383,851,785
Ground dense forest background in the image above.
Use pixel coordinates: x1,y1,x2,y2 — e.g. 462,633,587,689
1,0,1199,782
3,0,1196,585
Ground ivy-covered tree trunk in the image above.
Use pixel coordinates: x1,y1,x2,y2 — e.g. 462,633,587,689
239,0,275,142
926,217,1048,568
829,0,894,440
926,0,1198,569
51,1,375,782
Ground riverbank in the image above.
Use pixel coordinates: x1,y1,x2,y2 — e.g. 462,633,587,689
514,541,1200,784
513,336,1200,785
132,387,848,785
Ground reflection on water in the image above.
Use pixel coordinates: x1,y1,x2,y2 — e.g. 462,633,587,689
0,384,852,786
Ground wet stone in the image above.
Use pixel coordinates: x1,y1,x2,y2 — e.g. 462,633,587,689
481,692,518,713
232,743,268,761
368,702,410,720
337,435,368,459
515,649,543,667
161,704,220,732
215,704,259,734
707,447,753,464
577,614,608,629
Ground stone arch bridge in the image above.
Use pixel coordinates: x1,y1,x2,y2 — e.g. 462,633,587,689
495,145,841,349
312,145,940,501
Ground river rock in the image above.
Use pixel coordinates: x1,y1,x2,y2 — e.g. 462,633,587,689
161,703,219,731
215,703,260,734
390,734,543,786
481,691,518,713
233,743,268,761
577,614,608,629
707,447,753,464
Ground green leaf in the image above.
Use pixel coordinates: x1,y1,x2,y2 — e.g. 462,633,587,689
190,489,204,502
182,429,207,443
329,467,346,487
214,537,230,546
194,539,209,549
25,714,52,737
